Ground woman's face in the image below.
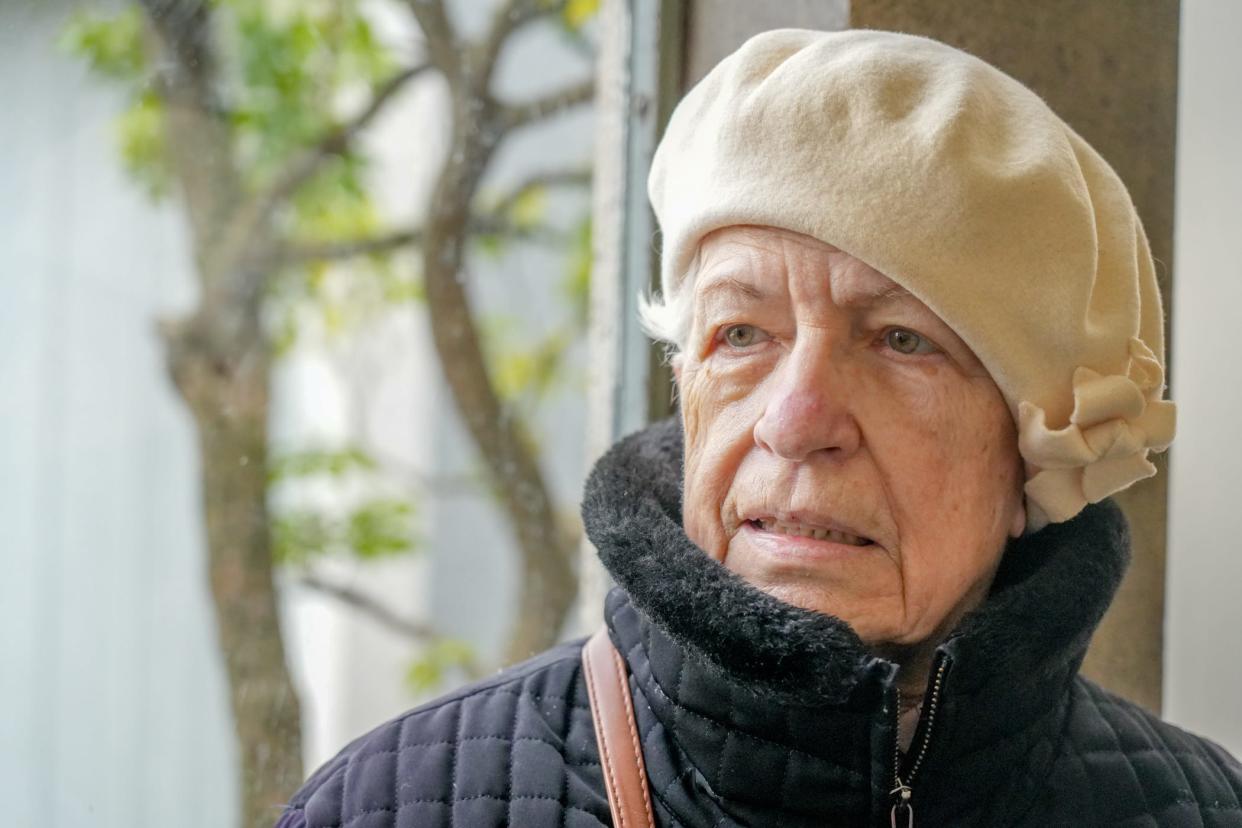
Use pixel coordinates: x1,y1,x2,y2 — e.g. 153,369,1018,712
678,226,1026,650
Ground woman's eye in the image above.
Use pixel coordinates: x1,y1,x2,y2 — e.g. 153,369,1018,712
723,324,767,348
884,328,938,355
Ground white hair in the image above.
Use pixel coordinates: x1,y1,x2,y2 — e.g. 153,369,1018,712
637,246,702,358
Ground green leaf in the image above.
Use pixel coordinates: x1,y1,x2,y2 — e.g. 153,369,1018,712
562,215,592,326
493,331,571,403
62,9,168,199
272,510,333,565
290,153,379,241
562,0,601,30
405,638,477,694
394,279,426,301
509,185,547,229
347,499,415,559
342,14,395,82
117,90,171,199
271,496,416,564
223,2,398,189
268,446,378,483
404,658,442,693
379,269,425,304
271,306,301,358
321,301,346,336
474,232,507,260
61,7,146,81
484,312,575,407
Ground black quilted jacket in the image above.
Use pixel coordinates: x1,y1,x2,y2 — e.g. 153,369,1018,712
277,420,1242,827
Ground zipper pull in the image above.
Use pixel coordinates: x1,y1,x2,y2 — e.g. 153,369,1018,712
890,781,914,828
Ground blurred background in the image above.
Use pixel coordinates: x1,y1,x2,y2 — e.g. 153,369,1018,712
0,1,1238,826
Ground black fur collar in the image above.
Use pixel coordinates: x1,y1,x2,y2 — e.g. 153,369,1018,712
581,417,1130,706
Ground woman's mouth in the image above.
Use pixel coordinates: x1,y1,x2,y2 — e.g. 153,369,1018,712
747,518,874,547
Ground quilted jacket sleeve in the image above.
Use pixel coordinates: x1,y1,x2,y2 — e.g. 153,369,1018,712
270,641,609,828
273,808,306,828
1027,678,1242,826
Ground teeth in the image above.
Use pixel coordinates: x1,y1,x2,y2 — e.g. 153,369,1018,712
757,519,870,546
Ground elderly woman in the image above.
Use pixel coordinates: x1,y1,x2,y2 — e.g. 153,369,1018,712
278,29,1242,828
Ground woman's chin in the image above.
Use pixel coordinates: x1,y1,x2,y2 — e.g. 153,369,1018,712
754,580,848,618
727,523,892,590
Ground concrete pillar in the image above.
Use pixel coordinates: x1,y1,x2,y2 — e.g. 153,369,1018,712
682,1,849,86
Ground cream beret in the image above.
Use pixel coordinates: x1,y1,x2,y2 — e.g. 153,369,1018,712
646,28,1175,530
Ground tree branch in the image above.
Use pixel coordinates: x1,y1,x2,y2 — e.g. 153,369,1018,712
363,451,487,497
498,78,594,132
244,63,432,234
138,0,216,101
401,0,460,82
468,220,576,247
279,229,424,265
271,209,578,267
417,115,581,663
297,572,441,642
138,0,244,271
482,168,591,217
476,0,567,88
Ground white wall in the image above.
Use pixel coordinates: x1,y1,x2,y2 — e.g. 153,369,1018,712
0,2,237,825
1164,0,1242,757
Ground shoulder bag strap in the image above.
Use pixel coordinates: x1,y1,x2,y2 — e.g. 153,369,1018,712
582,627,656,828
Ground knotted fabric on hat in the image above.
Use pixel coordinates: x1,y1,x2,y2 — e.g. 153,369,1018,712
646,28,1175,530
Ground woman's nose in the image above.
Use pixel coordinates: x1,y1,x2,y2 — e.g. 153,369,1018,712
752,350,861,461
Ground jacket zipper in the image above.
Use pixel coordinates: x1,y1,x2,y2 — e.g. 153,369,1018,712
889,653,949,828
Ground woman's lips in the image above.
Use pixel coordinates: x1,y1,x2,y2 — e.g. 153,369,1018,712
748,518,872,546
738,519,882,565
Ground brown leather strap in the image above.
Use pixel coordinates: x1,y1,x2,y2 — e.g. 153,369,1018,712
582,628,656,828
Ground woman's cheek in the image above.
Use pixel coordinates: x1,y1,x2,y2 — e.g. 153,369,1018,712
679,365,718,557
681,354,765,447
680,364,763,562
870,369,970,453
681,452,729,561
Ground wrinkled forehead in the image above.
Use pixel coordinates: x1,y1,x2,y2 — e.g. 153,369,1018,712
693,225,920,312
